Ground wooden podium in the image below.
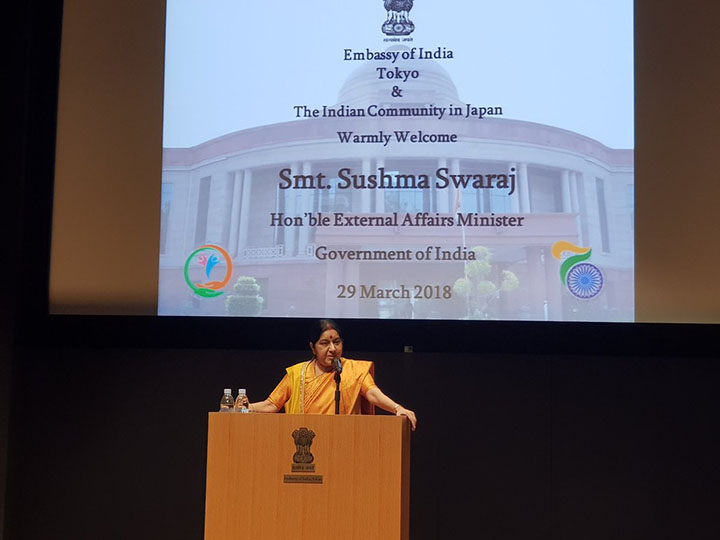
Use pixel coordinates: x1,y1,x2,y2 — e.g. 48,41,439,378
204,413,410,540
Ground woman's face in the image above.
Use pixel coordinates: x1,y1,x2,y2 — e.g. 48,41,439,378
310,328,343,372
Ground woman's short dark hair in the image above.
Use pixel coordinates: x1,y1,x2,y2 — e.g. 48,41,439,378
309,319,342,344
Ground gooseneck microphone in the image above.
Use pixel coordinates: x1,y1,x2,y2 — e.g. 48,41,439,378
333,357,342,414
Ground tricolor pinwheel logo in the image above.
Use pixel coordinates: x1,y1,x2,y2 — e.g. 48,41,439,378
551,241,604,299
183,245,233,298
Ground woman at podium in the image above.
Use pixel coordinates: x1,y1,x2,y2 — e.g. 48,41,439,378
246,319,417,430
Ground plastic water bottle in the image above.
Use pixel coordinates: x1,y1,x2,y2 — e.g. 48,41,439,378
220,388,234,411
235,388,249,413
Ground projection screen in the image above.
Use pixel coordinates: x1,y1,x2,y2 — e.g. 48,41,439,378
49,0,720,324
158,1,634,322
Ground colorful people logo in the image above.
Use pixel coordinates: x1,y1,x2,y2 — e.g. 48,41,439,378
551,241,604,299
183,245,233,298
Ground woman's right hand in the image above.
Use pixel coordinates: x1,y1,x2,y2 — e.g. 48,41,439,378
248,399,280,413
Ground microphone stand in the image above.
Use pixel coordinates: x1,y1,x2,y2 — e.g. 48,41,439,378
334,371,341,415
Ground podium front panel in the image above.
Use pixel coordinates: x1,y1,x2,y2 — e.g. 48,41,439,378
204,413,410,540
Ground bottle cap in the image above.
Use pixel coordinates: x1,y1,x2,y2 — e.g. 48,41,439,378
238,388,246,394
224,388,232,393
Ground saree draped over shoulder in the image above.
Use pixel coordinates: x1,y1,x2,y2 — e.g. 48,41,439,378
268,358,376,415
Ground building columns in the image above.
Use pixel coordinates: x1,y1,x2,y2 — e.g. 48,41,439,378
449,158,460,212
361,158,372,213
298,161,314,255
284,162,300,256
375,158,385,212
436,158,450,212
518,163,530,213
561,169,571,212
525,246,547,320
509,162,520,213
569,171,580,213
236,169,252,257
228,170,244,257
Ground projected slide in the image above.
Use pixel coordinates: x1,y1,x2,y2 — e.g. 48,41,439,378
158,0,634,321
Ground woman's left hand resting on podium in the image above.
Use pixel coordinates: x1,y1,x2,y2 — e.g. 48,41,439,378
244,319,417,430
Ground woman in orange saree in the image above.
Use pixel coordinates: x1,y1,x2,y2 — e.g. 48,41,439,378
247,319,417,430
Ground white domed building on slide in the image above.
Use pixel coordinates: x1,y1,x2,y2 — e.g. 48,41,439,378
158,55,634,321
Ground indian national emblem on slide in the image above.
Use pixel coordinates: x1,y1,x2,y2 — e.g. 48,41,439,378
382,0,415,36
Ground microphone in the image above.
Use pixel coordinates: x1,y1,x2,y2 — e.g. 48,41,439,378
333,358,342,415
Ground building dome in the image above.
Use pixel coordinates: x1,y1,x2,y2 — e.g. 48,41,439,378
336,46,461,107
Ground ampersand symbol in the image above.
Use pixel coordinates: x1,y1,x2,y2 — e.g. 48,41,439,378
391,86,403,97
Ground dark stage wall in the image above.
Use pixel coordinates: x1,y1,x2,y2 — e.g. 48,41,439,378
4,347,720,540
